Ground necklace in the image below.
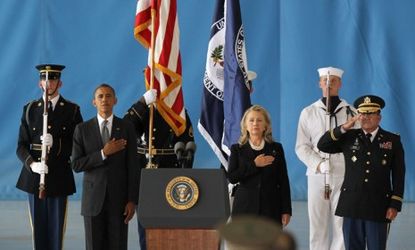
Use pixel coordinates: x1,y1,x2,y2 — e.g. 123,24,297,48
249,139,265,151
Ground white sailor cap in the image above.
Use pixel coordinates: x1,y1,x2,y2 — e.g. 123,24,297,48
317,67,344,78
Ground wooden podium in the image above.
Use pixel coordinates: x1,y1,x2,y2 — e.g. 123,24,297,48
138,169,230,250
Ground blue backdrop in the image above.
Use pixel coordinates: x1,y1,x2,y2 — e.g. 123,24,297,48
0,0,413,201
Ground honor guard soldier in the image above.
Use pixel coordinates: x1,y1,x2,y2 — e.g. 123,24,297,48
123,88,194,250
16,64,83,250
318,95,405,250
295,66,356,250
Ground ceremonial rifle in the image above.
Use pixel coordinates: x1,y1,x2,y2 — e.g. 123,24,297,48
324,71,332,200
39,71,50,199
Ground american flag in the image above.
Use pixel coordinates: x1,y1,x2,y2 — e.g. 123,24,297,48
134,0,186,136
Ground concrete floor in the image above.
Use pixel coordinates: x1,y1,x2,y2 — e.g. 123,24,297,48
0,201,414,249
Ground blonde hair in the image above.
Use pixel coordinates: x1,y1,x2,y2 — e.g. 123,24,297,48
238,105,274,145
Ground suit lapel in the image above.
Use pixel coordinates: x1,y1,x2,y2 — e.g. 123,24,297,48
111,116,122,139
49,96,66,129
358,129,368,145
374,127,385,145
262,142,273,155
241,143,256,161
90,117,103,147
53,96,64,114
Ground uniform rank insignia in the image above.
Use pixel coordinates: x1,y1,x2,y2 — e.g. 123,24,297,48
351,156,357,162
379,141,392,150
350,138,360,150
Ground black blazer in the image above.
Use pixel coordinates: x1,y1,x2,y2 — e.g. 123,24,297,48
16,96,82,196
318,127,405,222
71,116,140,216
227,141,292,224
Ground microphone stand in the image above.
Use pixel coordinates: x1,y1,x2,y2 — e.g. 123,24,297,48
180,158,186,169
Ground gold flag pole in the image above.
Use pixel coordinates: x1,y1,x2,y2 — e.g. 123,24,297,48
146,4,157,169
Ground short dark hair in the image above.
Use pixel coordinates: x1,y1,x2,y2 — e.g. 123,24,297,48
93,83,116,97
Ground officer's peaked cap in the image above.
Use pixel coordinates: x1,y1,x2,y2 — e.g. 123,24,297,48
354,95,385,113
36,64,65,80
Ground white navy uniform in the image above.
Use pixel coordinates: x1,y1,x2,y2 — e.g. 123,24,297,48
296,98,356,250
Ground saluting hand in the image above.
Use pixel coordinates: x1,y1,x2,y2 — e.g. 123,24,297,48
254,154,275,168
103,138,127,156
341,115,360,131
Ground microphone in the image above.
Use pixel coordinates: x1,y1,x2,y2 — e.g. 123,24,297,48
174,142,185,161
184,141,196,168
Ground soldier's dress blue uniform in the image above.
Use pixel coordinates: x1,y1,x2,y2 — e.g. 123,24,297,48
124,99,194,250
317,95,405,250
16,65,83,250
124,99,194,169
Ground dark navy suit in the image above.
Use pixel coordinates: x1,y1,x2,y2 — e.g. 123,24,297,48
71,116,139,250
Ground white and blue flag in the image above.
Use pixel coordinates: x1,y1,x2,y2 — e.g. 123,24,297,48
198,0,252,170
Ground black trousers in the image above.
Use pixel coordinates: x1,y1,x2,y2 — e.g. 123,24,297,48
83,196,128,250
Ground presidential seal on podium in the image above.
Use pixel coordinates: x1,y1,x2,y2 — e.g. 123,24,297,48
165,176,199,210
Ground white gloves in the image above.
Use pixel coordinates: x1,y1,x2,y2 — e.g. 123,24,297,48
41,133,53,148
319,160,330,173
143,89,157,105
30,162,48,174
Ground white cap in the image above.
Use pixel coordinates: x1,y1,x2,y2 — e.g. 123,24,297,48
317,67,344,78
247,70,257,81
